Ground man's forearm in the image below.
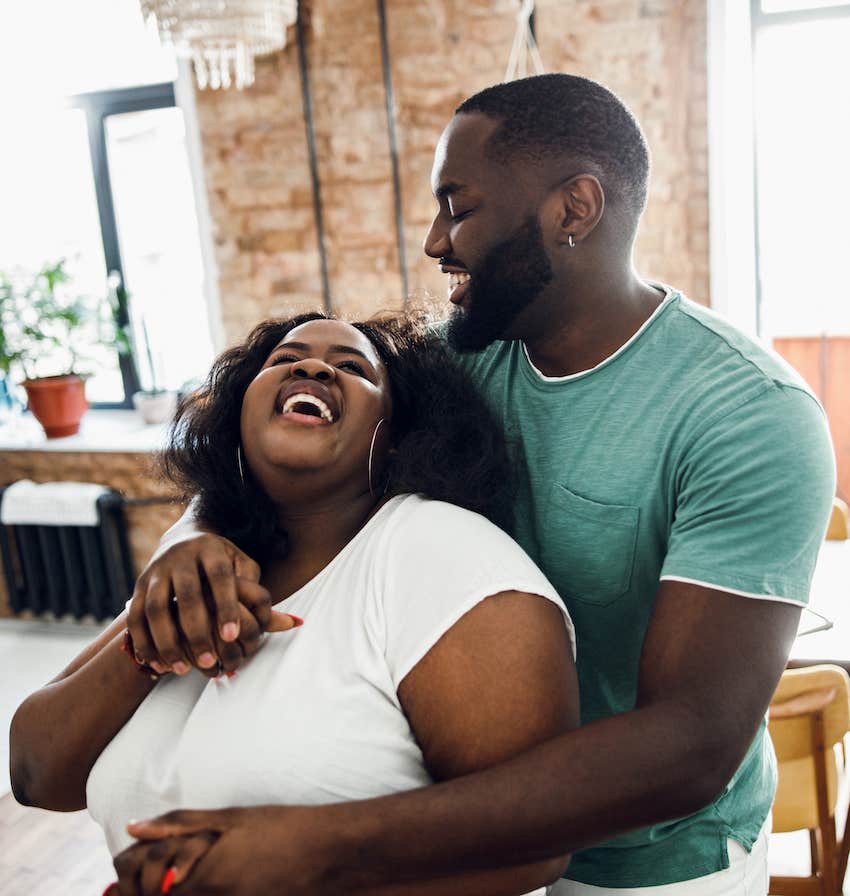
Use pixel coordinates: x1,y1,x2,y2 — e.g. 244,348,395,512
153,497,206,557
315,702,732,891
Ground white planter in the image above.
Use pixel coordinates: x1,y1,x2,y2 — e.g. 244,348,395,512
133,390,178,425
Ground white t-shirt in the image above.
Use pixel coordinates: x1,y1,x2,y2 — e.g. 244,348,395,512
87,494,574,881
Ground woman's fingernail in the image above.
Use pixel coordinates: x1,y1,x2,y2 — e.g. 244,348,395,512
197,652,217,669
161,866,177,894
221,622,239,641
102,884,118,896
172,661,190,675
150,661,169,675
287,614,304,627
225,670,237,679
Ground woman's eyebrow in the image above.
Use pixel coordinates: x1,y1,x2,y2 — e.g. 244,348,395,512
328,344,374,363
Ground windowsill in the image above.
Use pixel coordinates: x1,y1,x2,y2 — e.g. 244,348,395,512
0,410,168,453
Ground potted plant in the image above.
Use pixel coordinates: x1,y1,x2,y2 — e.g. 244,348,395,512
0,260,127,438
131,316,177,424
103,273,177,426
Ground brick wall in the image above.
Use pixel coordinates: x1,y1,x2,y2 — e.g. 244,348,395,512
195,0,709,345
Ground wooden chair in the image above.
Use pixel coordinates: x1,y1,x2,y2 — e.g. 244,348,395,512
826,498,849,542
768,664,850,895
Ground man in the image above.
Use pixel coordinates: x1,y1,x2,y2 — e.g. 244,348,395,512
124,74,834,893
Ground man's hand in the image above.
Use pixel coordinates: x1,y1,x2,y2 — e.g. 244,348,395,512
113,807,334,896
128,533,299,677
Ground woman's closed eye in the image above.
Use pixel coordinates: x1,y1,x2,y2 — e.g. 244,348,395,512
269,353,300,367
337,359,366,376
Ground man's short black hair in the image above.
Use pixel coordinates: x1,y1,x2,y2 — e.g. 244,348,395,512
456,73,650,221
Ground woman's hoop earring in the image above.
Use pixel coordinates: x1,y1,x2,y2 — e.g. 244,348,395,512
237,444,245,486
568,234,576,249
368,418,386,498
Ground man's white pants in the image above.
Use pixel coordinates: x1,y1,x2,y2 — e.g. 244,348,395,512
547,824,769,896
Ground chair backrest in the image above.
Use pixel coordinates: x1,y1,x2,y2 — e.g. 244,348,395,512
768,664,850,833
826,496,849,541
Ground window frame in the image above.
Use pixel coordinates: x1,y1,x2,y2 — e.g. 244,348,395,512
67,81,177,409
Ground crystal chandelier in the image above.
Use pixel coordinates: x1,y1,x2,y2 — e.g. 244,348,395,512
140,0,298,90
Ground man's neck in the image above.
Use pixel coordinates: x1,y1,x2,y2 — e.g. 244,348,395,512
523,273,665,378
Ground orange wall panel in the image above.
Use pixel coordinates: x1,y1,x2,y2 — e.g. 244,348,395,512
774,337,850,503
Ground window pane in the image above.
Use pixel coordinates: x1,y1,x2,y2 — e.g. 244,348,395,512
0,107,125,403
754,18,850,337
761,0,850,12
105,108,214,392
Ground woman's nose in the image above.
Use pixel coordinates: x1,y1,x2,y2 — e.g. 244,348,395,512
292,359,335,382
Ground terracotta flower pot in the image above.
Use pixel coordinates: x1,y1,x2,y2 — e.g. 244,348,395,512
22,374,88,438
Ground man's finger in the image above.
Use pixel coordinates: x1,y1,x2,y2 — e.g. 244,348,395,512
233,550,261,583
144,576,191,675
127,809,229,840
235,578,273,630
200,553,242,643
172,570,218,671
146,575,191,675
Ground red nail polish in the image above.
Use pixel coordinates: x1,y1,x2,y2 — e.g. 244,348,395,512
225,670,236,678
161,866,177,894
287,614,304,626
102,884,118,896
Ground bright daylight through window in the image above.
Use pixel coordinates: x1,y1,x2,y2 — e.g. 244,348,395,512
0,0,214,407
751,0,850,506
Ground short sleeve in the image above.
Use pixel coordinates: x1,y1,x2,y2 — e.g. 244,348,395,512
660,385,835,603
377,498,574,688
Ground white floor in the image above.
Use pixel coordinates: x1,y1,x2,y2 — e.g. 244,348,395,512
1,617,106,796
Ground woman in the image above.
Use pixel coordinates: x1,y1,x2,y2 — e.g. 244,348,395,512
11,312,577,896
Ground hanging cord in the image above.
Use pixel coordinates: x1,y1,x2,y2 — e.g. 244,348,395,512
504,0,545,82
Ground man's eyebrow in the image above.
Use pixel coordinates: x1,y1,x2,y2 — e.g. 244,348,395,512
434,181,468,200
274,340,374,364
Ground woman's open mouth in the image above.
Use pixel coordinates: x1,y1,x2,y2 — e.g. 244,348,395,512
278,393,336,426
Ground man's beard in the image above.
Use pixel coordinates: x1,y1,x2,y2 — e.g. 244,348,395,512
447,215,554,353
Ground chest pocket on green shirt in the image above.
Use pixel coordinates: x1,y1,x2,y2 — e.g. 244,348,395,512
543,484,639,607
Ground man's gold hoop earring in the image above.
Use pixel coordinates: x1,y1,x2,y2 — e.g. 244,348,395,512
237,444,245,485
368,418,386,498
568,234,576,249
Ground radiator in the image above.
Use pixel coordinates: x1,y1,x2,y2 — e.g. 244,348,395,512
0,489,134,621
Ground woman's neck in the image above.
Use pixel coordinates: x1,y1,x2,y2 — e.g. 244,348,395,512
262,492,384,602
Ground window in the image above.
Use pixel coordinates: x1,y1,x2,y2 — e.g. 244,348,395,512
0,0,215,406
751,0,850,339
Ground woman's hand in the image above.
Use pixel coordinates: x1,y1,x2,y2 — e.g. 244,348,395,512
128,533,298,678
111,807,334,896
111,830,218,896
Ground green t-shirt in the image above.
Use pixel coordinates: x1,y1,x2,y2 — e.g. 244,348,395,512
448,287,835,887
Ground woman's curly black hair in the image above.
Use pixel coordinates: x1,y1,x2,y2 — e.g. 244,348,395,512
160,311,514,562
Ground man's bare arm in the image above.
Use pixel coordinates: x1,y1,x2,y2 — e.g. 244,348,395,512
329,581,798,887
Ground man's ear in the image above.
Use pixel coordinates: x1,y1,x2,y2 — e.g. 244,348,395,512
544,174,605,249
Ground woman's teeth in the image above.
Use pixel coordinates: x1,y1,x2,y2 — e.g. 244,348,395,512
448,272,471,290
281,393,334,423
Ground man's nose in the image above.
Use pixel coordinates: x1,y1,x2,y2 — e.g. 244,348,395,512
423,216,450,259
292,358,335,382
